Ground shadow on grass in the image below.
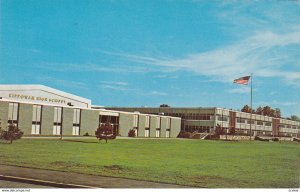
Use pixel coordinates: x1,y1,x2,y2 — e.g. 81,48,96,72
0,140,12,144
61,139,99,144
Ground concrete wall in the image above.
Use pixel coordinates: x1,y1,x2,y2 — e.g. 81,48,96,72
149,116,157,137
18,103,33,135
119,113,133,136
62,107,73,136
160,117,167,138
0,101,9,130
137,115,146,137
80,110,99,136
41,105,54,135
170,118,181,138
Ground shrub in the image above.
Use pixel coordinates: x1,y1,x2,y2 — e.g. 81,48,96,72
128,129,136,137
271,137,279,142
177,131,192,138
214,124,224,136
83,132,89,136
229,127,235,135
254,136,269,142
95,123,115,143
0,123,23,144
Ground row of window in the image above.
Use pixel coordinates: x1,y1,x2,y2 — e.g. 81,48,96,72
134,115,171,129
164,113,213,120
184,125,211,133
7,103,81,136
100,115,118,124
236,118,272,126
144,128,170,138
6,103,172,137
279,124,299,129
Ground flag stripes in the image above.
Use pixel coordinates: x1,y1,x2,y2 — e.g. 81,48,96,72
233,76,251,85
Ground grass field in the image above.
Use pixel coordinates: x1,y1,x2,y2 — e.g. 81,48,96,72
0,138,299,188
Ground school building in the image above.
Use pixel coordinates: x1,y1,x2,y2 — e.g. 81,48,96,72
107,107,300,138
0,85,181,138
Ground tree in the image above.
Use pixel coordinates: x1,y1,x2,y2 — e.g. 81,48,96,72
214,124,224,136
243,105,282,118
160,104,170,107
262,106,272,116
241,105,251,113
256,106,263,115
274,108,281,118
291,115,300,122
0,123,23,144
229,126,235,135
95,123,115,143
241,105,254,113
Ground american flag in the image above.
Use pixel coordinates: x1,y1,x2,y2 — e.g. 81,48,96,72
233,76,251,85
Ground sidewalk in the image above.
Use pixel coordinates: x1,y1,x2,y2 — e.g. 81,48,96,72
0,164,185,188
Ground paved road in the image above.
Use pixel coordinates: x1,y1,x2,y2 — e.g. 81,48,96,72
0,180,51,188
0,164,186,188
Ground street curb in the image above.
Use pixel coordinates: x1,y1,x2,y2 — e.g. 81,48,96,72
0,174,96,188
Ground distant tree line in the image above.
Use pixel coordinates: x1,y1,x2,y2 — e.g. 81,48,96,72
241,105,281,118
288,115,300,122
241,105,300,121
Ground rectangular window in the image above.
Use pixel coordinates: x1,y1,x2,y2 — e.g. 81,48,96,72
8,103,19,125
166,129,170,138
134,128,138,136
237,117,246,124
194,114,213,120
72,109,81,135
53,125,61,135
265,122,272,126
166,118,171,129
156,129,160,137
145,128,150,137
100,115,109,123
145,116,150,128
32,105,42,134
247,119,255,124
53,107,62,135
133,114,138,127
256,121,263,125
217,115,228,121
111,116,118,124
156,117,161,128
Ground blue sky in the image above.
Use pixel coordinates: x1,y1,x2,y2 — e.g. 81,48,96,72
0,0,299,117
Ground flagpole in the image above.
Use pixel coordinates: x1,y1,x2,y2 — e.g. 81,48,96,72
250,73,253,141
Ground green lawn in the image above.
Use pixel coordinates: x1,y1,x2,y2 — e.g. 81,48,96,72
0,138,299,188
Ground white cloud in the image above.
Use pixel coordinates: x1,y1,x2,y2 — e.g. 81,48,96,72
103,29,300,86
154,74,178,79
272,101,297,107
98,81,135,91
100,81,128,86
30,62,155,73
150,91,168,96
